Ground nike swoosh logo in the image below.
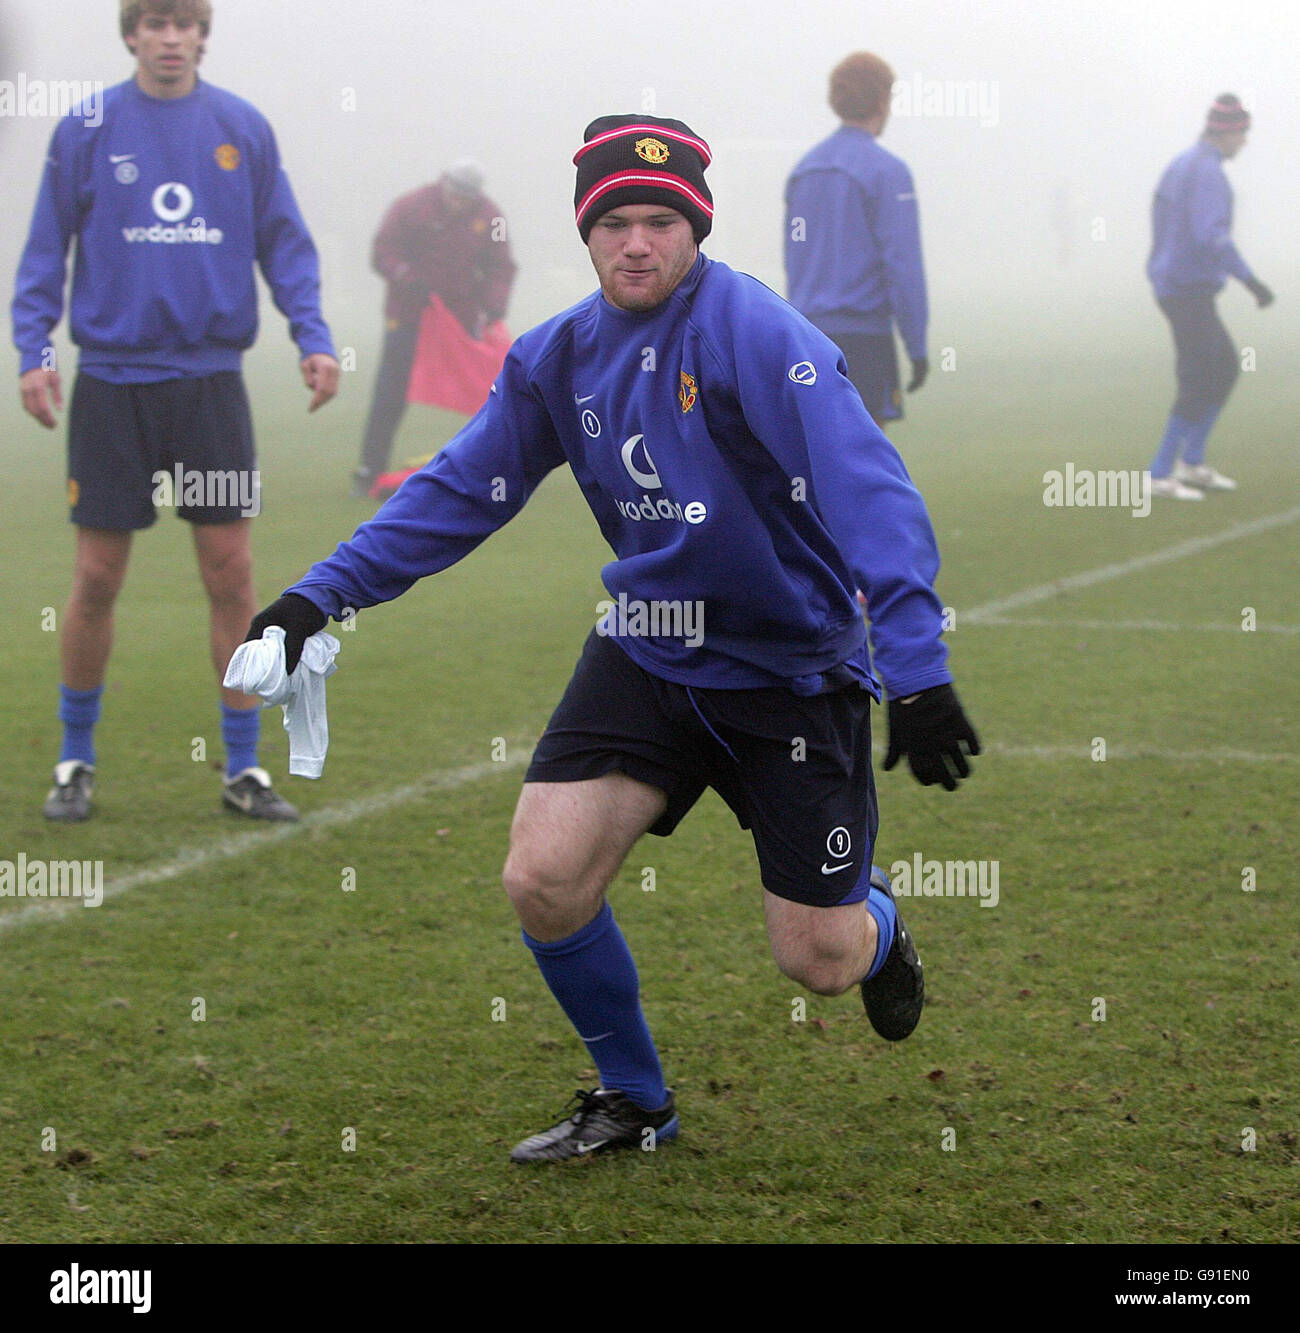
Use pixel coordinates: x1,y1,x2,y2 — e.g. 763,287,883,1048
574,393,595,404
821,862,853,875
576,1140,609,1154
225,789,255,812
109,153,136,163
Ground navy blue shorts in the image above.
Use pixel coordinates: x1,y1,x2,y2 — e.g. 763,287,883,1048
525,630,879,908
815,328,902,422
67,372,258,529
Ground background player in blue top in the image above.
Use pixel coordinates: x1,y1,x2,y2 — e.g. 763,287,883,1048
12,0,340,822
785,52,929,426
248,114,978,1162
1145,93,1274,500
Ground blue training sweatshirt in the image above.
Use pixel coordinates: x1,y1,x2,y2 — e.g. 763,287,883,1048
1147,139,1254,300
12,78,334,381
783,126,928,361
290,254,950,700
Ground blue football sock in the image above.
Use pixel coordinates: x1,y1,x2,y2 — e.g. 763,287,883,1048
1149,413,1193,478
58,684,103,766
863,879,898,981
220,704,261,778
524,902,668,1111
1180,408,1222,467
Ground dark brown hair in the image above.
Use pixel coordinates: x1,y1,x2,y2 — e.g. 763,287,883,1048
120,0,212,43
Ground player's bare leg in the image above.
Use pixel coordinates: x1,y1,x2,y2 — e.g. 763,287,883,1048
763,891,879,996
62,527,132,689
767,869,925,1041
503,773,679,1161
503,772,667,939
192,520,258,709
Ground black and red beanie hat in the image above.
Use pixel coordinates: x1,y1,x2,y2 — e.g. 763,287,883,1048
573,114,713,243
1205,93,1250,135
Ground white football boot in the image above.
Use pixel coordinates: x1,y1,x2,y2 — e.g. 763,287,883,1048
1175,461,1237,491
1150,476,1205,501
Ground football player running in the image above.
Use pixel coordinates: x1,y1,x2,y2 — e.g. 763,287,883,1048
248,115,978,1162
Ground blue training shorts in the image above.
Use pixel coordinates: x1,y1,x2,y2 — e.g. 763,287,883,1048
67,371,257,529
525,628,879,908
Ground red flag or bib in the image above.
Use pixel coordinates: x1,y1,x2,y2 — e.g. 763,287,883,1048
405,294,510,416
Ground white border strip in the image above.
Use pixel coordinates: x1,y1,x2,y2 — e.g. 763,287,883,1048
962,506,1300,623
0,751,529,933
965,616,1299,636
977,742,1297,764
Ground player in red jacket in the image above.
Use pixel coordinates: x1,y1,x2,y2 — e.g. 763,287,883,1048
352,161,516,495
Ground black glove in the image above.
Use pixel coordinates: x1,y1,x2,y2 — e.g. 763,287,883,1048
883,683,980,791
244,593,327,675
906,356,929,393
1245,277,1274,309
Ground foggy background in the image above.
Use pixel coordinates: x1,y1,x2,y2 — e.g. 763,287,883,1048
1,0,1296,387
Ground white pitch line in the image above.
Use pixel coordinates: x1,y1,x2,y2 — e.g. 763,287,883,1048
976,742,1298,764
962,506,1300,623
964,616,1300,636
0,750,530,934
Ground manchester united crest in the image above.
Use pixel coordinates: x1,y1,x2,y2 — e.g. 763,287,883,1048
679,370,697,414
215,143,241,171
635,137,670,165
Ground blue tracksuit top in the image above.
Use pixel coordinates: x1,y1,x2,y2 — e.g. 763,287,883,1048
12,78,334,381
1147,139,1254,300
783,126,928,361
290,254,951,699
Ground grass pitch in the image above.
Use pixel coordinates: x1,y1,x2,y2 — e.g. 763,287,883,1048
0,341,1296,1245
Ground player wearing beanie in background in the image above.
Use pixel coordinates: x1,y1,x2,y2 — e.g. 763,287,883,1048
247,113,978,1161
12,0,339,821
784,52,929,426
1145,93,1274,499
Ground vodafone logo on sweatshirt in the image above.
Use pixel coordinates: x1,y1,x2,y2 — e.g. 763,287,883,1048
614,433,708,526
120,180,224,245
